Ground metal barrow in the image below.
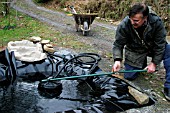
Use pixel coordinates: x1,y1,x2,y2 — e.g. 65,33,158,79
72,13,98,36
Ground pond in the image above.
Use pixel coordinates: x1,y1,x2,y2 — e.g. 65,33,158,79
0,48,155,113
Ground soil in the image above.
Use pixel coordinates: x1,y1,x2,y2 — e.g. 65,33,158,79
11,0,170,112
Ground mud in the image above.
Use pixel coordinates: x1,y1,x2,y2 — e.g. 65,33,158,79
9,0,170,112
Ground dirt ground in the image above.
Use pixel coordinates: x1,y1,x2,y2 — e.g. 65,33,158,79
11,0,170,112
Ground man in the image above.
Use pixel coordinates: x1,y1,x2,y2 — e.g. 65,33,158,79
112,3,170,101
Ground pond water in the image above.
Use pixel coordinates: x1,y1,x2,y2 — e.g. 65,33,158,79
0,80,92,113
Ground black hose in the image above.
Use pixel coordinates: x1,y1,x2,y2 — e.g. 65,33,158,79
76,53,101,64
38,52,101,94
53,53,101,78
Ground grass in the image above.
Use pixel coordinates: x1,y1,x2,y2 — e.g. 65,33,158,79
0,9,92,51
0,11,49,46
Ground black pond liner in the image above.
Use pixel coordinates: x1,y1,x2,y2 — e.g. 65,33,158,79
0,49,17,88
0,49,156,113
89,76,156,112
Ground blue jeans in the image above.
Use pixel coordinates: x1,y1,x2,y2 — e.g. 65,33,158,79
163,44,170,88
124,63,141,80
124,44,170,88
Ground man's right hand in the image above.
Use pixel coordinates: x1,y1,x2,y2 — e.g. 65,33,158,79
112,61,121,72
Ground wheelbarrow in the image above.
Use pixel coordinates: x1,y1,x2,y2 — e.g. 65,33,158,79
72,13,98,36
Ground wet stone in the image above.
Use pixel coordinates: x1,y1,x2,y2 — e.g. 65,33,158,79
128,86,149,105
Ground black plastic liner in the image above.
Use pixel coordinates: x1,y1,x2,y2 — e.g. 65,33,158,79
0,49,17,88
0,49,155,112
91,76,155,112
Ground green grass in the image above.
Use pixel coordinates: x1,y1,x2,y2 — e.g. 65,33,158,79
0,10,49,43
0,9,92,51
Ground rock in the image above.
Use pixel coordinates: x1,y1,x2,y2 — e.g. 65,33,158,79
46,44,53,48
41,40,50,44
7,40,47,62
128,86,149,105
29,36,41,42
43,44,55,53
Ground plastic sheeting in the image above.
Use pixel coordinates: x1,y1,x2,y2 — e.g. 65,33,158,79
0,49,155,112
0,49,17,87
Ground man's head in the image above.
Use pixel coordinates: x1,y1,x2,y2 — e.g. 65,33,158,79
129,3,149,28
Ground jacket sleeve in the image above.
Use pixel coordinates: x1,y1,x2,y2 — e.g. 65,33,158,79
113,21,127,62
152,19,167,65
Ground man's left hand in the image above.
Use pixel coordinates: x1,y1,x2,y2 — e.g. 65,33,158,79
145,62,156,73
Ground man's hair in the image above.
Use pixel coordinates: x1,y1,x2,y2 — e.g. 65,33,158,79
129,3,149,18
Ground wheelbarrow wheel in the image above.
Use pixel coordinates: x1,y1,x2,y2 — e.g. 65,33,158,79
83,21,89,36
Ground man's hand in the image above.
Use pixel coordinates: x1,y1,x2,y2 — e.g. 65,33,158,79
145,62,156,73
112,61,121,72
112,61,122,78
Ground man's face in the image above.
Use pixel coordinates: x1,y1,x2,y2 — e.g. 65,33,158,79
130,13,146,28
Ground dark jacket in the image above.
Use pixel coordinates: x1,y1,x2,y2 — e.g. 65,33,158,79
113,13,167,68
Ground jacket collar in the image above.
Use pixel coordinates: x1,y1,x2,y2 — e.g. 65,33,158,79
148,13,159,24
